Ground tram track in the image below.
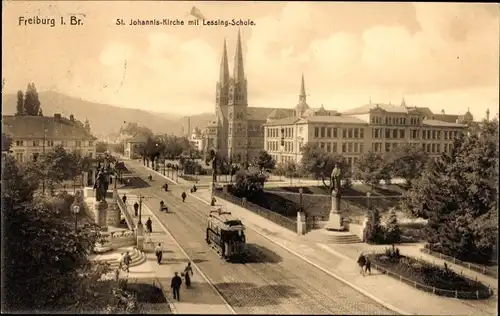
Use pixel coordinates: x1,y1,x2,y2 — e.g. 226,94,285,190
126,163,397,315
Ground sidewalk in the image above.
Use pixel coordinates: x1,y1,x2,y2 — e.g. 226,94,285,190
191,189,496,316
119,191,235,315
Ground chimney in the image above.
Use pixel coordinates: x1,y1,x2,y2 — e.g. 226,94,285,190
54,113,62,120
441,109,445,115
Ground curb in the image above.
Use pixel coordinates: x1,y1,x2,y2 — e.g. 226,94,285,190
189,193,412,316
153,277,178,314
148,166,179,185
140,195,236,315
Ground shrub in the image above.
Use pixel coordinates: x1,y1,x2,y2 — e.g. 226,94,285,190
364,207,385,244
233,170,268,198
385,209,402,243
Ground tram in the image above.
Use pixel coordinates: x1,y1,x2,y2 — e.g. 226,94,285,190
206,205,247,262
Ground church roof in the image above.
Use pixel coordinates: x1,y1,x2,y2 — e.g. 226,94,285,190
266,108,295,120
344,103,409,115
247,107,283,121
263,116,300,126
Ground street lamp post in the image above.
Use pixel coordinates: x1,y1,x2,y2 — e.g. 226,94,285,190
73,205,80,230
136,195,144,237
42,127,48,195
195,171,199,183
298,188,303,213
163,159,166,176
366,192,372,211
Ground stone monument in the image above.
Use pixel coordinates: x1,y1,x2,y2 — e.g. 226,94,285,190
93,167,110,231
325,164,345,231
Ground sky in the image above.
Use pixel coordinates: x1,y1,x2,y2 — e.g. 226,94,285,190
2,1,499,120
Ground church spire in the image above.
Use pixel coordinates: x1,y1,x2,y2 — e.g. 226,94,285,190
299,73,306,103
219,39,229,86
233,29,245,82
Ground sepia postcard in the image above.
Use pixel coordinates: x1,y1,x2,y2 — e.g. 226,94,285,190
1,1,498,315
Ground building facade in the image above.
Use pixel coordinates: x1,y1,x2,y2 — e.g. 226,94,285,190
188,127,204,152
2,113,97,163
124,133,149,159
204,31,294,163
264,99,472,168
206,31,474,168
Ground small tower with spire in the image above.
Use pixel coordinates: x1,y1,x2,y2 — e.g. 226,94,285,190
84,118,91,133
294,73,310,117
486,108,490,121
401,97,407,107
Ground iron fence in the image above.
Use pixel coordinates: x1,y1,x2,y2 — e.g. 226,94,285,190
421,247,498,278
367,252,494,300
213,190,297,232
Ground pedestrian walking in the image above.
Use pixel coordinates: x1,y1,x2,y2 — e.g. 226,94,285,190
171,272,182,301
183,262,194,288
133,201,139,216
365,257,372,275
357,252,366,276
123,251,132,273
181,192,186,202
122,194,127,205
155,243,163,265
146,217,153,234
210,197,217,206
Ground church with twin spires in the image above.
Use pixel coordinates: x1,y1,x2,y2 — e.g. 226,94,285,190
203,30,318,163
202,31,476,166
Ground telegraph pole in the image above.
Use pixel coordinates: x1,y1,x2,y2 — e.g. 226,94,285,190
42,125,47,195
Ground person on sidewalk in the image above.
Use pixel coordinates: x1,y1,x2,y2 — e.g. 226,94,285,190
357,252,367,276
164,183,169,192
133,201,139,216
171,272,182,301
146,217,153,234
181,192,187,202
365,256,372,275
122,194,127,205
155,243,163,265
210,197,217,206
183,262,194,289
123,251,132,273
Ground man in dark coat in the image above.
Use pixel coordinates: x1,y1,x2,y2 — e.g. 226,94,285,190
122,194,127,205
181,192,187,202
171,272,182,301
133,201,139,216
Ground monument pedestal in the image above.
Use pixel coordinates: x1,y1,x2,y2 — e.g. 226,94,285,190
95,200,109,232
106,203,121,227
324,190,346,232
297,212,306,235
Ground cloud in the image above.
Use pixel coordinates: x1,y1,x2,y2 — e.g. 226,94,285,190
244,2,499,99
94,32,219,112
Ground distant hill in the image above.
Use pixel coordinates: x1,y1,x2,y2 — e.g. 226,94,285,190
177,113,215,136
1,91,212,138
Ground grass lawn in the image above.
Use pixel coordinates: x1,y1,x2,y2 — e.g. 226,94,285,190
253,184,405,219
126,278,172,314
368,252,493,299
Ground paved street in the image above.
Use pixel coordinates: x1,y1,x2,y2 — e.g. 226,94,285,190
119,194,235,314
124,159,396,315
186,189,497,316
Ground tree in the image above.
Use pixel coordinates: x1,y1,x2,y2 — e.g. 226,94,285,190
364,207,385,244
15,90,24,116
300,142,345,187
96,141,109,153
119,122,153,138
253,150,275,174
2,133,12,152
2,156,138,312
384,209,401,244
352,151,388,188
403,119,498,263
23,83,42,116
233,170,268,198
385,144,429,186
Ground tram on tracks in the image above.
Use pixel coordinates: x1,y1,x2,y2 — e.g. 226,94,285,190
206,205,247,262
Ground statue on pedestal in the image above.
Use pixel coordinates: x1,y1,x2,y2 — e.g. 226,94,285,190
93,168,110,202
330,164,341,193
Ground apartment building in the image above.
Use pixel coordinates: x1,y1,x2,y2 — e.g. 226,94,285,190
264,100,471,168
2,114,97,163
